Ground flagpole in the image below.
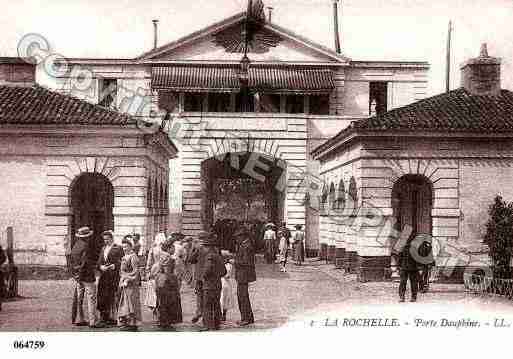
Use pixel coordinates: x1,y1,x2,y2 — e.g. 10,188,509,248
446,20,452,93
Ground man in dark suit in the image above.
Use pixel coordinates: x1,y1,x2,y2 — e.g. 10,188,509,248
96,230,123,325
70,226,102,328
200,232,226,331
398,237,420,302
234,227,256,326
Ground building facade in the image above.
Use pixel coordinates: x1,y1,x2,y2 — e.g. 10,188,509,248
0,58,177,266
313,45,511,281
49,7,428,256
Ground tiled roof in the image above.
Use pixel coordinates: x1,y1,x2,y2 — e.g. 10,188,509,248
313,88,513,156
0,85,133,125
355,88,513,132
152,65,334,93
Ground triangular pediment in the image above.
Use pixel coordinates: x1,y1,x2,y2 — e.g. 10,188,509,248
137,12,350,64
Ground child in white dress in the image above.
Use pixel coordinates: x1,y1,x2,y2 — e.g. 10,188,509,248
220,258,235,322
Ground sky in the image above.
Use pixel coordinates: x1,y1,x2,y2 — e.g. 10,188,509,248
1,0,512,95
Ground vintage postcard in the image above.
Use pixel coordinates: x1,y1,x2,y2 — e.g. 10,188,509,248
0,0,512,357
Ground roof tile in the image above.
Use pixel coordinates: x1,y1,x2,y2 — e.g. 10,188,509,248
0,85,133,126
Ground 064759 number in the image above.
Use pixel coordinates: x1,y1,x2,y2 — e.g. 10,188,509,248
13,340,46,349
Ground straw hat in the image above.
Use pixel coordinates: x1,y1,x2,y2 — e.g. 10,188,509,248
76,226,93,239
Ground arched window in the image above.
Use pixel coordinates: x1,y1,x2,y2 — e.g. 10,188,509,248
337,179,345,210
329,182,336,210
348,176,358,215
320,183,328,214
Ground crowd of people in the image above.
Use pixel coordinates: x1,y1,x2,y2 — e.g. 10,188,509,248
68,224,258,331
262,222,305,271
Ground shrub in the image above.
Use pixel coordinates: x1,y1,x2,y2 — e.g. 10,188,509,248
484,195,513,280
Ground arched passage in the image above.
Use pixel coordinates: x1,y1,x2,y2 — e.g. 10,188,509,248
70,173,114,257
201,151,286,251
392,174,433,238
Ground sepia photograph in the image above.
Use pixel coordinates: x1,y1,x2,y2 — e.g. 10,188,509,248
0,0,512,357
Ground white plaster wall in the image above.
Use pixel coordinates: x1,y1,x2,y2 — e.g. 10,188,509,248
0,156,47,264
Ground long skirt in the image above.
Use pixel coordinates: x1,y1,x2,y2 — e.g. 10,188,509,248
203,288,222,330
117,285,142,323
97,273,119,318
156,274,182,326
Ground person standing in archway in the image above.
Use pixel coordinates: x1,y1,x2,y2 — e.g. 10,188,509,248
234,227,256,327
398,237,419,303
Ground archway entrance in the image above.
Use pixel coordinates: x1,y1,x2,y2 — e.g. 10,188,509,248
201,152,286,251
70,173,114,258
392,174,433,240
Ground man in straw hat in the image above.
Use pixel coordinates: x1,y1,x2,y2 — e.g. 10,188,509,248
70,226,102,328
234,226,256,326
198,231,226,331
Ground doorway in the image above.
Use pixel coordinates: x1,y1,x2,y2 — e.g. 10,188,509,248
70,173,114,258
392,174,433,239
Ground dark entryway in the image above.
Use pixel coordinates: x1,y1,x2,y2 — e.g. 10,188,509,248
392,174,433,239
201,152,286,251
70,173,114,258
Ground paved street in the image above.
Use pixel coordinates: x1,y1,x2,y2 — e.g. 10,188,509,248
1,258,511,331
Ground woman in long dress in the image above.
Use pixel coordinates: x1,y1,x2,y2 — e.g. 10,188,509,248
145,232,166,320
117,237,142,331
278,229,289,272
152,239,182,329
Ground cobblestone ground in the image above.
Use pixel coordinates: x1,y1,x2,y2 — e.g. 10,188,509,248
1,258,511,331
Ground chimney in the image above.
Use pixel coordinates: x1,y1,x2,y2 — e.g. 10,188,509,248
267,6,273,23
0,57,36,86
460,43,501,96
333,0,341,54
152,19,159,49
